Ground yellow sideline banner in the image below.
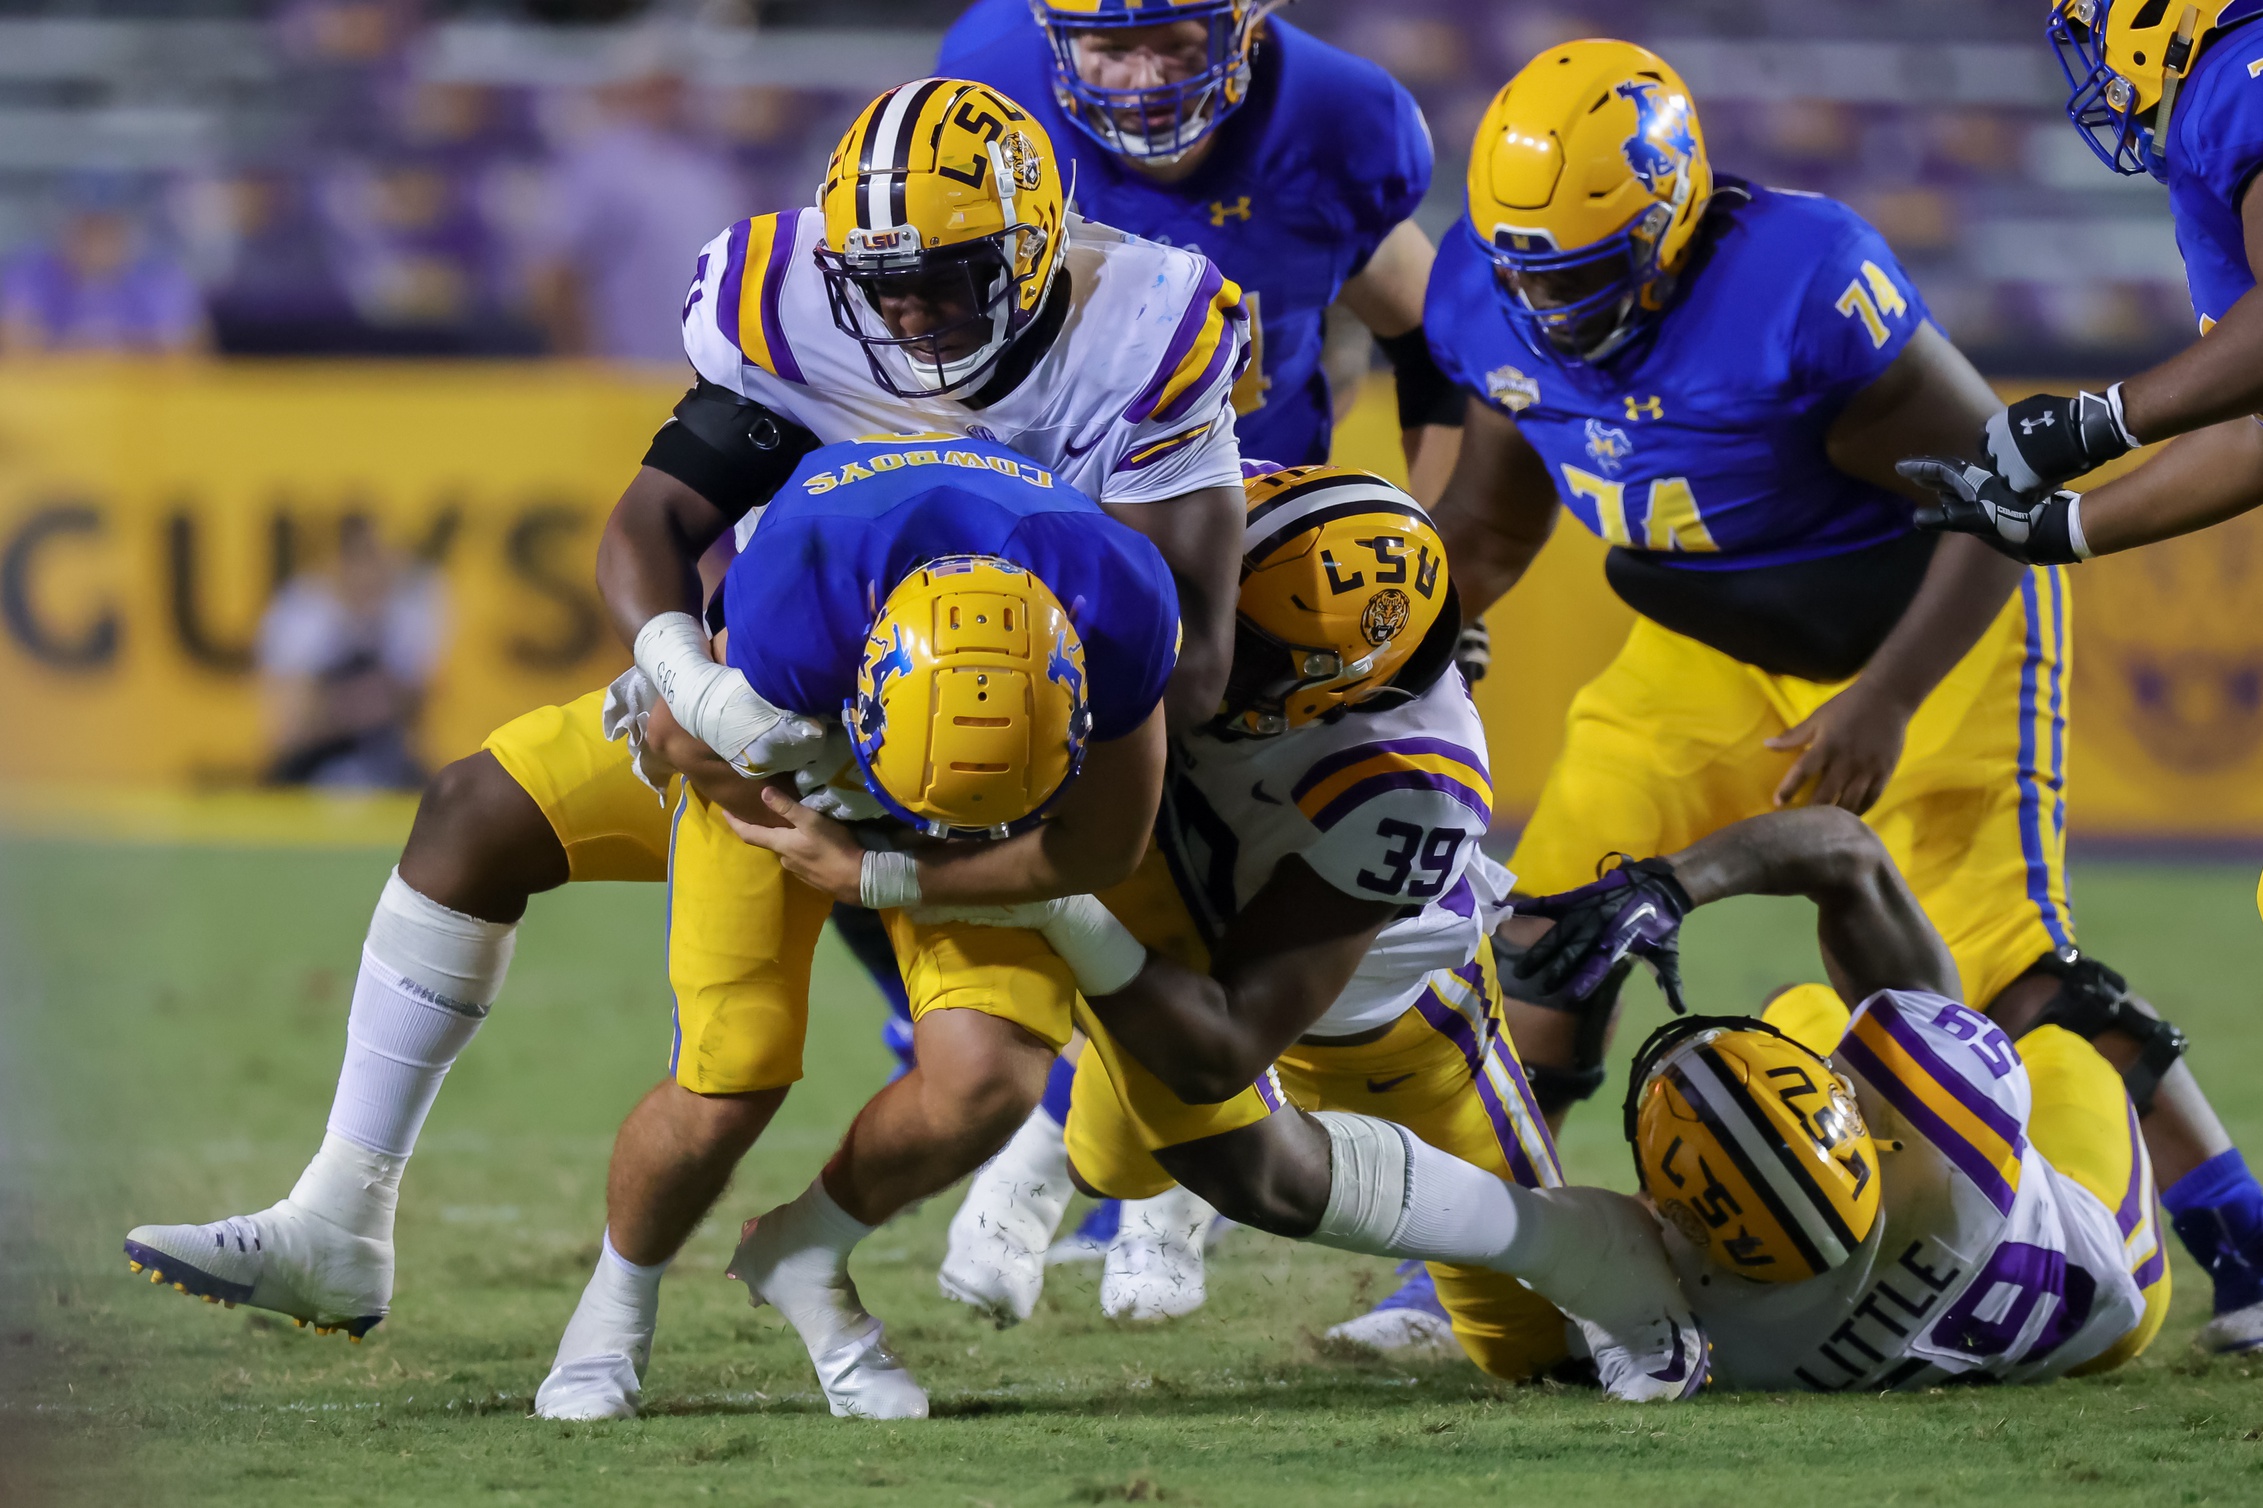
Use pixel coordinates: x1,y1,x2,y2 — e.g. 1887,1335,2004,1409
1,361,2259,841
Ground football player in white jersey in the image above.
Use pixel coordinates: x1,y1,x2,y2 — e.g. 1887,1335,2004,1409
121,79,1254,1356
812,467,1703,1398
1512,803,2170,1389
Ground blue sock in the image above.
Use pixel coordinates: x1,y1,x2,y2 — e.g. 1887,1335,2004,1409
1072,1198,1122,1244
1371,1260,1448,1318
1039,1053,1077,1128
2163,1148,2263,1314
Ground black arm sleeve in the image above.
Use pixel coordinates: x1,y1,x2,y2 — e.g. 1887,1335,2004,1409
1374,326,1464,430
640,379,822,523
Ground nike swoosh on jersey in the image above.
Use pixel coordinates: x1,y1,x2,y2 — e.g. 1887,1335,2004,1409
1365,1073,1417,1094
1250,780,1283,805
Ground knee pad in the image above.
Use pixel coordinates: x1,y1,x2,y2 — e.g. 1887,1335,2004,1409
1495,937,1633,1115
2013,950,2188,1115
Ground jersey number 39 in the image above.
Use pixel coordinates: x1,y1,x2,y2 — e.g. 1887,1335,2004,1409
1358,818,1464,898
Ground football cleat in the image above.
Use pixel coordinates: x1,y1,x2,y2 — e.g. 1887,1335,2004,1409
1540,1187,1709,1403
1100,1186,1214,1322
1324,1262,1461,1361
937,1116,1076,1327
728,1214,928,1421
1046,1200,1120,1266
534,1353,643,1421
2198,1300,2263,1355
123,1202,389,1339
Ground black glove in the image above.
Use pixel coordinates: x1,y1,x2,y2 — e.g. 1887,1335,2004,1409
1512,856,1693,1015
1454,620,1491,684
1981,386,2137,497
1896,457,2090,565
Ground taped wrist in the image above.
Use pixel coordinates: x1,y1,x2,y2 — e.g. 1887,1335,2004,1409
641,380,821,521
1039,894,1148,996
859,850,924,911
2015,949,2188,1114
1307,1111,1412,1253
2097,383,2143,452
2064,493,2093,561
1375,327,1465,430
633,611,757,757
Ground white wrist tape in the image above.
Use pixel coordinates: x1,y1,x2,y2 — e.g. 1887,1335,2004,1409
633,611,737,746
1038,893,1148,997
2065,492,2093,561
860,849,924,910
2104,382,2142,449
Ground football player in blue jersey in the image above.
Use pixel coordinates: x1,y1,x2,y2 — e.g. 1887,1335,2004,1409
1904,1,2263,567
1892,0,2263,1354
934,0,1468,1301
1417,37,2263,1355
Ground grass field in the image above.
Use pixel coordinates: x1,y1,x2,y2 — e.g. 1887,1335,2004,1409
6,838,2263,1506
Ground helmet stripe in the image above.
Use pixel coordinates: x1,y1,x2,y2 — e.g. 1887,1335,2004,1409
1243,480,1432,563
1666,1048,1852,1274
1691,1044,1863,1257
858,77,945,231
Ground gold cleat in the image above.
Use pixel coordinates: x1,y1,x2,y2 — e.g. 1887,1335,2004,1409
348,1335,362,1345
127,1261,143,1274
173,1284,187,1294
148,1271,162,1284
294,1319,307,1329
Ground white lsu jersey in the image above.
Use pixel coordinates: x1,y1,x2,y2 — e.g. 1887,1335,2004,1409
679,206,1251,548
1153,667,1507,1038
1667,990,2160,1391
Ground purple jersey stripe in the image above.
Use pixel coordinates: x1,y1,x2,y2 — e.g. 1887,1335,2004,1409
715,219,751,360
1410,987,1540,1187
1491,1040,1564,1184
2134,1238,2167,1290
1864,996,2029,1150
759,209,805,384
1837,1032,2019,1216
2114,1098,2148,1239
1254,1067,1285,1113
1150,326,1235,426
1471,1062,1541,1188
1439,876,1474,917
1311,770,1491,832
1126,260,1226,424
1290,737,1488,803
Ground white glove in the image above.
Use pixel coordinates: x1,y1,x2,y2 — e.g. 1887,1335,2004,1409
792,726,888,821
632,611,830,777
597,667,671,798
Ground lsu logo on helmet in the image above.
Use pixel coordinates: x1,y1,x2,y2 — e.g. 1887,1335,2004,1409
848,554,1093,838
1626,1016,1880,1283
1216,467,1454,737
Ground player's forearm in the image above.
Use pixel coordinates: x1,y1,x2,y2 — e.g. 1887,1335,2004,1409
595,468,736,649
2120,288,2263,441
1432,478,1556,617
1851,532,2024,713
1081,960,1277,1105
1667,808,1958,1001
2069,417,2263,555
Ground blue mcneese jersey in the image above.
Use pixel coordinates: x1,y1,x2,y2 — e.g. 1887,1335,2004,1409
722,437,1180,741
941,4,1430,466
1427,182,1930,572
2167,16,2263,330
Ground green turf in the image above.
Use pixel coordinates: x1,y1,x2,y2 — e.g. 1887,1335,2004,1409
6,841,2263,1506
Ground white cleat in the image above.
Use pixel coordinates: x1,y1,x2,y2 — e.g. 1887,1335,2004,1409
534,1353,642,1420
2198,1301,2263,1354
1536,1188,1707,1402
1325,1305,1461,1359
1100,1187,1214,1322
124,1201,390,1339
938,1112,1074,1327
728,1214,928,1421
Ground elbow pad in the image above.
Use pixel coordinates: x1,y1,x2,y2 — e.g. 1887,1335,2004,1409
641,381,821,522
1374,326,1465,431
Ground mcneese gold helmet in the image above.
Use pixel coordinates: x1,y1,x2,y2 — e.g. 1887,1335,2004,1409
847,555,1092,838
2052,0,2240,179
1215,466,1454,738
1625,1016,1880,1284
1466,39,1712,364
817,79,1067,397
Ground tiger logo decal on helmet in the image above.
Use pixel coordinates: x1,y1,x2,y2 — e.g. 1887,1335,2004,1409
1625,1016,1881,1284
817,79,1067,398
1465,39,1714,366
1215,466,1455,738
2051,0,2236,180
1032,0,1274,164
847,554,1093,838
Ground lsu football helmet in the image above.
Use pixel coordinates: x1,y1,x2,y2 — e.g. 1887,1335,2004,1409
1625,1016,1881,1285
818,79,1067,398
847,554,1093,838
1465,39,1713,366
1032,0,1274,164
2052,0,2240,180
1215,466,1455,737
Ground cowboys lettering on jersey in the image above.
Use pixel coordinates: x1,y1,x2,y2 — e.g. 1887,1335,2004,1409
940,0,1433,465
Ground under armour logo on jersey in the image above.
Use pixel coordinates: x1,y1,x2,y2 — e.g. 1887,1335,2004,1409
1624,395,1665,421
2020,412,2057,435
1209,196,1252,226
1584,418,1635,475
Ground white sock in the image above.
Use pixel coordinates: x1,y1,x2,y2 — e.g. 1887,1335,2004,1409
761,1178,879,1352
287,1131,406,1243
1306,1111,1541,1270
326,869,515,1159
553,1230,670,1376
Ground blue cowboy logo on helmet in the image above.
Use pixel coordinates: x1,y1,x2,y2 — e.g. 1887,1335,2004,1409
855,623,919,746
1045,627,1086,709
1615,79,1697,196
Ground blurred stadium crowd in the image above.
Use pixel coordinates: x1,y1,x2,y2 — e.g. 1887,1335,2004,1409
0,0,2195,371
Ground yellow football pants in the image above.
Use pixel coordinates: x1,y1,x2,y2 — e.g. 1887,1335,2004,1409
1513,569,2073,1010
483,690,1077,1093
1763,987,2168,1374
1068,932,1573,1381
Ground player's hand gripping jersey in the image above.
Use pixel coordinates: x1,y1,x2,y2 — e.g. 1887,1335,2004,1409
682,182,1250,509
940,4,1432,465
1665,992,2164,1391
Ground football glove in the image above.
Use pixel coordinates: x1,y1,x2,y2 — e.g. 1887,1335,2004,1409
1454,620,1492,684
1896,457,2091,565
1513,857,1692,1015
1981,386,2138,497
